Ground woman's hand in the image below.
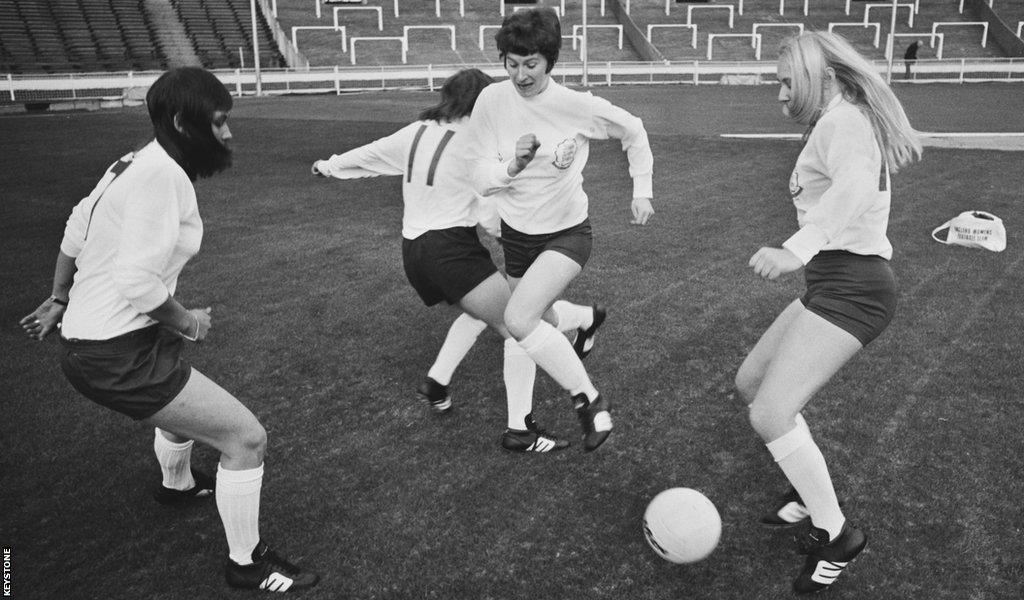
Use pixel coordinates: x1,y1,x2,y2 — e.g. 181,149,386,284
631,197,654,225
180,307,212,343
508,134,540,177
19,297,67,341
748,247,803,280
311,160,330,177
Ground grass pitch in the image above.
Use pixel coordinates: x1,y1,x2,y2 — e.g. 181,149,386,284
1,84,1022,600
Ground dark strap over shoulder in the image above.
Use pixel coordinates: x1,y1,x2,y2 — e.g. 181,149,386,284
84,156,134,241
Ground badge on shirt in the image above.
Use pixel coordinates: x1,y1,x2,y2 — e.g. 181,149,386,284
789,170,803,198
552,138,578,170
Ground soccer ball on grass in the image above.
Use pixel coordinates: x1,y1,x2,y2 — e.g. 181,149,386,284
642,487,722,564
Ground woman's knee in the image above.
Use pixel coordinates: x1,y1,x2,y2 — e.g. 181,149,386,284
230,421,268,462
747,401,794,442
503,305,540,340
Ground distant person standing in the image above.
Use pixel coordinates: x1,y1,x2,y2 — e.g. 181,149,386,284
20,67,319,593
903,40,920,79
736,32,921,593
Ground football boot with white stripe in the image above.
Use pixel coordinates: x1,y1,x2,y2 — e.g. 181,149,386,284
573,393,612,452
153,468,214,505
792,522,867,594
501,414,570,453
416,377,452,413
760,487,810,526
225,540,320,593
572,305,607,359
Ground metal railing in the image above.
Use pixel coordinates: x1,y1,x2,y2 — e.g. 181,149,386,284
4,58,1023,106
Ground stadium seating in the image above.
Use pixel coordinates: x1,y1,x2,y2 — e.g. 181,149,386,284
626,0,1014,62
269,0,640,67
2,0,1020,76
263,0,1019,68
0,0,283,74
0,0,165,73
169,0,284,69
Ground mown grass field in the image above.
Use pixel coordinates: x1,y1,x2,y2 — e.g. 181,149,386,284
1,83,1022,600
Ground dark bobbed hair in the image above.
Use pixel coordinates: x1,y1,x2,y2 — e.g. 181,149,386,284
494,7,561,72
418,68,495,123
146,67,233,180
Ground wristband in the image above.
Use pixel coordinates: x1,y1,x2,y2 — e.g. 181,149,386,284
180,312,200,342
49,295,68,307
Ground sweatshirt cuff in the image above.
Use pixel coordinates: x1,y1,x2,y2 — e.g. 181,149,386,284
782,224,830,265
497,161,516,184
480,161,514,192
59,238,81,259
631,174,653,199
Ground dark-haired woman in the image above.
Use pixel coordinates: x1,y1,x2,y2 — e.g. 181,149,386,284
20,67,319,593
467,8,655,451
313,68,589,453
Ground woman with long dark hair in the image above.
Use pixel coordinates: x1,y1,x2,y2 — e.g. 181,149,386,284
21,67,319,593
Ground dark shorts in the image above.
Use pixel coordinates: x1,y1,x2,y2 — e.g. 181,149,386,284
500,218,593,279
402,226,500,306
800,250,898,346
60,325,192,420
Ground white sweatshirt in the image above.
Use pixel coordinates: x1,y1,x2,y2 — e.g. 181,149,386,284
319,117,495,239
468,79,653,234
782,95,893,264
60,141,202,340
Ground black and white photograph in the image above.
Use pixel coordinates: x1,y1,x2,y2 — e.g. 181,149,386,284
2,1,1022,598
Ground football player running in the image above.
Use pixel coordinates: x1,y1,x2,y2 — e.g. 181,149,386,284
735,32,921,594
467,8,655,451
312,68,599,453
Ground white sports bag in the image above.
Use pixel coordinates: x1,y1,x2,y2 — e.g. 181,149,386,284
931,211,1006,252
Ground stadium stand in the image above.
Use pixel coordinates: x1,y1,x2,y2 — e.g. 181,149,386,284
262,0,1022,69
169,0,285,69
0,0,166,73
625,0,1016,63
2,0,1021,82
269,0,641,67
0,0,284,74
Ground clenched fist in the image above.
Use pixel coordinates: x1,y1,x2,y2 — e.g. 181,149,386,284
508,134,540,177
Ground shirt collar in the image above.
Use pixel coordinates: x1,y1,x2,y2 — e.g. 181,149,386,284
823,93,844,114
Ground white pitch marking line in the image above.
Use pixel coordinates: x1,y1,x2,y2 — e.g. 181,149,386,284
721,132,1024,139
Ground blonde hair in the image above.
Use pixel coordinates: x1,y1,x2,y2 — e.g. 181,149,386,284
779,31,922,172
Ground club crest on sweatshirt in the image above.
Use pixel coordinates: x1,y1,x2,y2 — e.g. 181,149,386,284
552,138,578,170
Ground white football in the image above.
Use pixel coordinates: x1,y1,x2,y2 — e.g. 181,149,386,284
642,487,722,564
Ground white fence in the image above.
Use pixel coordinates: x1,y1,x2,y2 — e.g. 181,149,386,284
4,59,1024,105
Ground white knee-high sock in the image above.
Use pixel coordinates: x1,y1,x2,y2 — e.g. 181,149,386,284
153,428,195,490
504,338,536,430
766,421,846,540
427,313,488,386
216,463,264,565
518,322,598,401
551,301,593,333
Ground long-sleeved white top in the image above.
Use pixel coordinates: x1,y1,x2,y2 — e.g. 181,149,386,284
318,117,495,239
782,95,893,264
468,79,653,234
60,140,202,340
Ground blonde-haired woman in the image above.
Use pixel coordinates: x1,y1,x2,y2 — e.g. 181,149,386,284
735,32,921,594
